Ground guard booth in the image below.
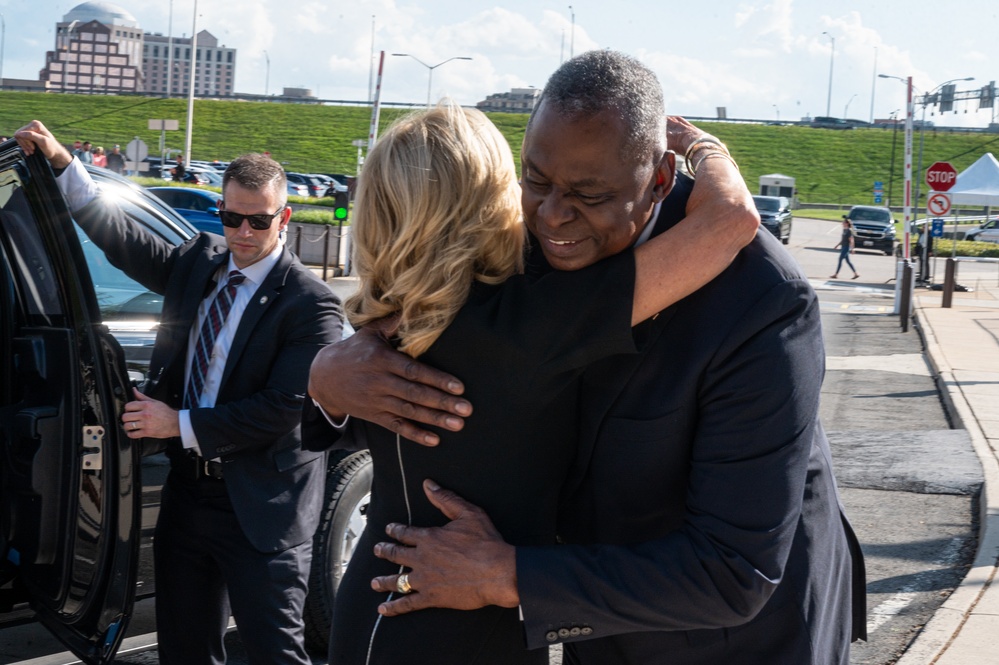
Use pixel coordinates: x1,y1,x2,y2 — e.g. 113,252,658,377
759,173,796,200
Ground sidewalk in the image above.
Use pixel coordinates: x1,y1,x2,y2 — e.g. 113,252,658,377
898,267,999,664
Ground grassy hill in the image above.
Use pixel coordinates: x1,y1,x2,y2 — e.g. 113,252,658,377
3,91,999,205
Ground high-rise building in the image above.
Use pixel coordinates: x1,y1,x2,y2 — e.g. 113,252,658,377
37,1,236,97
476,87,540,113
40,2,143,94
143,31,236,97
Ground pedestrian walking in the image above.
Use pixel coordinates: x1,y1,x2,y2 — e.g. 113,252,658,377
832,216,860,279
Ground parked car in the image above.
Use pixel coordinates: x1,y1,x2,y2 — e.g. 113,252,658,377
310,173,348,197
810,116,854,130
187,166,224,187
158,166,209,185
847,205,897,255
146,186,225,235
288,181,310,197
963,218,999,243
0,144,369,662
752,195,792,244
286,172,328,198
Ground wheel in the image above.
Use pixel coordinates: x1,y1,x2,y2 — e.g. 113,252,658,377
303,449,373,654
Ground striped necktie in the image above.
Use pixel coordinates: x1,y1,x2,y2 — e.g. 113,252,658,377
184,270,246,409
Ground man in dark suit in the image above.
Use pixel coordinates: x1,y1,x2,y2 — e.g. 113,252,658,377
15,121,342,665
308,51,864,664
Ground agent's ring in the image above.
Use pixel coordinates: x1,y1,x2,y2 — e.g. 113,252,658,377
396,573,413,594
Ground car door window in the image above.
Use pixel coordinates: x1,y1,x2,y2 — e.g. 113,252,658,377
0,176,63,324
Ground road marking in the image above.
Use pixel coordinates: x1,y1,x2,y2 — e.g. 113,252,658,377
866,537,964,635
819,301,894,314
825,353,932,376
810,279,896,296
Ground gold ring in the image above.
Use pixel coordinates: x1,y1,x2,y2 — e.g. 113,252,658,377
396,573,413,595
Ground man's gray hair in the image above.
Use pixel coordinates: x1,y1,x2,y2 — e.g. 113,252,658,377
223,153,288,202
529,50,666,165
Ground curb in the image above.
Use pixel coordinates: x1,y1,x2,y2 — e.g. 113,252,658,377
895,308,999,664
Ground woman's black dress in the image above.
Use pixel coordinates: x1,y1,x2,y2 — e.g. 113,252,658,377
330,251,638,664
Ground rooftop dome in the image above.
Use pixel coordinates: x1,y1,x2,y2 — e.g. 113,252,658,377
63,1,139,28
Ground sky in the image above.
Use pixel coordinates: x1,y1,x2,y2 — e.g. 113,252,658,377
2,0,998,128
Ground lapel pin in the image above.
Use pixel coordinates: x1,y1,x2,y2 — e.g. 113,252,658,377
259,295,269,305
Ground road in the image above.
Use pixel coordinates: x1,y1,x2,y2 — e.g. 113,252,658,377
1,217,981,665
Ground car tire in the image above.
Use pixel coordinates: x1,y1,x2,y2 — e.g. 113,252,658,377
303,449,373,654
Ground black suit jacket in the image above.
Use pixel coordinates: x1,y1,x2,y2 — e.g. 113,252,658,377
74,196,342,552
517,175,866,664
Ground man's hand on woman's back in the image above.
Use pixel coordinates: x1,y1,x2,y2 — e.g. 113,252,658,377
308,325,473,446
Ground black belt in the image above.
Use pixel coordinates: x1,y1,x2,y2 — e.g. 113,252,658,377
173,451,224,481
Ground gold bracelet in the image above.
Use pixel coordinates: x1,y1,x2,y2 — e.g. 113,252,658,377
684,137,728,168
690,150,739,178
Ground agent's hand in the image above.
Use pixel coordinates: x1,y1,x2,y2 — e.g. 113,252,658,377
122,388,180,439
308,325,472,446
13,120,73,169
370,480,519,614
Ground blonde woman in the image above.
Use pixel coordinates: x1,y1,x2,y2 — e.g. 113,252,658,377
326,101,756,664
92,145,107,168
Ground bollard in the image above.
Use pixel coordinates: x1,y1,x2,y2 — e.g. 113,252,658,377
942,258,956,308
322,225,331,282
899,261,913,332
294,226,302,258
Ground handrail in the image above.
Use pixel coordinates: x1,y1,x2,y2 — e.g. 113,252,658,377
941,257,999,307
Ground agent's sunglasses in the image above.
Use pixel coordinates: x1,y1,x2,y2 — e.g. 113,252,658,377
218,205,284,230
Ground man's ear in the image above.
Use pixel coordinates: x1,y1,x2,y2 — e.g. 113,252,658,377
652,151,676,202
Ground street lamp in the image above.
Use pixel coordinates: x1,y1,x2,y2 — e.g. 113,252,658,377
843,93,858,119
772,104,779,121
821,31,835,117
568,6,575,59
391,53,472,108
263,50,270,96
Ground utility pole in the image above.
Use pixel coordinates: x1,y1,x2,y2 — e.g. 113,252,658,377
822,31,835,117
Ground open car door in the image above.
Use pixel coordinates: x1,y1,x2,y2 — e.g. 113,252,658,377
0,142,140,663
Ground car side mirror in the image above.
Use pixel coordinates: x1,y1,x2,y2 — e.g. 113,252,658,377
208,207,220,216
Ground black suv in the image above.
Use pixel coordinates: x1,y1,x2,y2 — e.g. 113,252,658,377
847,205,897,255
752,195,792,244
0,143,370,663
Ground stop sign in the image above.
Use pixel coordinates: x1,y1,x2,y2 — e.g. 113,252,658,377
926,161,958,192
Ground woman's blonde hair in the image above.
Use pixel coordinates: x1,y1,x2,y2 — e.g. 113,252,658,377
346,101,525,357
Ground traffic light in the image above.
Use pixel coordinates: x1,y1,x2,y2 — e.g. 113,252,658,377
332,191,349,222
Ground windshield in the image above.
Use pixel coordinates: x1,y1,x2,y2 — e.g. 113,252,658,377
850,208,891,223
753,197,782,212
